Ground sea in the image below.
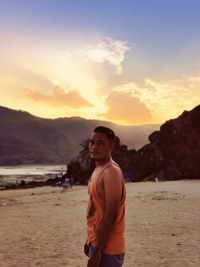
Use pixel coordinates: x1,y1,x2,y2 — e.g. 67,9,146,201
0,164,67,176
0,165,67,186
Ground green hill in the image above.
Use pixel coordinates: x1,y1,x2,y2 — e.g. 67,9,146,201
0,106,159,165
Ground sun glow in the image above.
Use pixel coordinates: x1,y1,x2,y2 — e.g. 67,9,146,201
0,31,200,124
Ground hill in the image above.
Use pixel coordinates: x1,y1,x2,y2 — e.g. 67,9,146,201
0,106,159,165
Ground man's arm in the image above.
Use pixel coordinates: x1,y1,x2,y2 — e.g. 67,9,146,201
96,166,123,250
84,238,90,257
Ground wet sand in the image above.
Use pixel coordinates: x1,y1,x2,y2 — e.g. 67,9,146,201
0,180,200,267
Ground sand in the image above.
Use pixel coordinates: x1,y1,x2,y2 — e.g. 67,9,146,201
0,180,200,267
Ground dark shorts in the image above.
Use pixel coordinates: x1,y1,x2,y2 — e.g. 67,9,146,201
89,245,125,267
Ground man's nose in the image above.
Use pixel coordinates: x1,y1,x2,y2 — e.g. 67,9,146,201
91,143,98,150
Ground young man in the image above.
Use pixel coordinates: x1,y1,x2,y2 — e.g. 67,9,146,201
84,126,126,267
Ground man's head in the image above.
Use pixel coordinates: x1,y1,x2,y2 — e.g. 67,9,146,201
89,126,116,162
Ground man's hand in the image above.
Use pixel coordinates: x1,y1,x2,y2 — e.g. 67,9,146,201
87,248,102,267
84,240,90,257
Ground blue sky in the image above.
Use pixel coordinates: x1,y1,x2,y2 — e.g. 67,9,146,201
0,0,200,124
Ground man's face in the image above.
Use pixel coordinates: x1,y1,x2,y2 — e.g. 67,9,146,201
89,132,113,161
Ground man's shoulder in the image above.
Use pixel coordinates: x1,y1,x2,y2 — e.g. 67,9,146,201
103,161,123,177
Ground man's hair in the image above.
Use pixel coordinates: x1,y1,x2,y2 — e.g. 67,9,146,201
93,126,116,142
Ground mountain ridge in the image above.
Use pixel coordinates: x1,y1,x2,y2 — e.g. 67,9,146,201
0,105,159,165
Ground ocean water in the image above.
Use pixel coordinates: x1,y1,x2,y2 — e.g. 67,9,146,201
0,164,67,176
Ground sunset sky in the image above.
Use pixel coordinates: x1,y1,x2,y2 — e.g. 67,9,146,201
0,0,200,125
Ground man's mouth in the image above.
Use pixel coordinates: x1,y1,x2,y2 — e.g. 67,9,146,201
91,151,98,155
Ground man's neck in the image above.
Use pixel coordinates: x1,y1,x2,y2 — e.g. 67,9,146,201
95,157,112,168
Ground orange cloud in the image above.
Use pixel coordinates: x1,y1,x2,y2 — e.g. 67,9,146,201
24,87,93,108
104,92,152,124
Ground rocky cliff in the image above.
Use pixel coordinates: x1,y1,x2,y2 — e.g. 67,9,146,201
131,105,200,181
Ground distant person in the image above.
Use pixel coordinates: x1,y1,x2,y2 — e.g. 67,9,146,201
62,178,70,190
84,126,126,267
69,175,74,189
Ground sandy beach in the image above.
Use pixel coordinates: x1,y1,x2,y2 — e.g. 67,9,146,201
0,180,200,267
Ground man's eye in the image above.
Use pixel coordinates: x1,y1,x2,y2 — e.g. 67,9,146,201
98,141,105,145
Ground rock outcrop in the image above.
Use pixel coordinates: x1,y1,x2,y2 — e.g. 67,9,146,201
66,138,136,184
130,105,200,181
66,105,200,183
1,175,66,190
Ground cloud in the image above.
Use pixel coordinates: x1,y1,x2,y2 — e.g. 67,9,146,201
5,36,130,116
188,75,200,82
24,87,93,108
80,37,130,74
104,91,152,124
112,78,200,123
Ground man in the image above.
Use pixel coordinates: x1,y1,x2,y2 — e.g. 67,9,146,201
84,126,126,267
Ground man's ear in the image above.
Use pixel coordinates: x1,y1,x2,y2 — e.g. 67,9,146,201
110,141,115,151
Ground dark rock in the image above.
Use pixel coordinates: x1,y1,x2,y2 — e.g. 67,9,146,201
1,175,66,190
66,105,200,183
130,105,200,181
66,138,136,184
